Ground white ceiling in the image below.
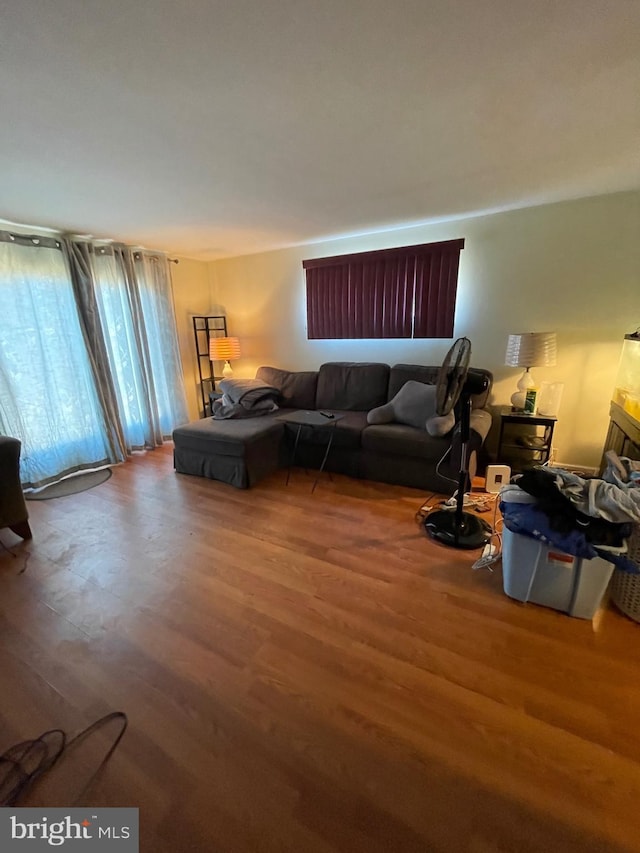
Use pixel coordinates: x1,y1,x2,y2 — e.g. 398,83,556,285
2,0,639,260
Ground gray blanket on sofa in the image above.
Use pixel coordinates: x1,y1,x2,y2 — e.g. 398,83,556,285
212,378,280,419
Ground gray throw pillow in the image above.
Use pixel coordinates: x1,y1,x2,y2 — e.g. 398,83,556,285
426,410,456,436
367,381,435,429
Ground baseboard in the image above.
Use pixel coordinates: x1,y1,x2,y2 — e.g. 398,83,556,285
553,462,598,477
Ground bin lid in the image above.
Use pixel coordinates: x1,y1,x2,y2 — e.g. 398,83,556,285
499,484,538,504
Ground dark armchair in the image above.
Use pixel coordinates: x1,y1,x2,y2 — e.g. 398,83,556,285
0,436,32,540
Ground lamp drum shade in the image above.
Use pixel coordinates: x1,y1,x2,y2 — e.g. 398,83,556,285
506,332,557,412
505,332,557,368
209,336,241,362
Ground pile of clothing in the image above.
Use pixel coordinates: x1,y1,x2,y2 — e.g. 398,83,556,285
212,378,280,419
499,452,640,573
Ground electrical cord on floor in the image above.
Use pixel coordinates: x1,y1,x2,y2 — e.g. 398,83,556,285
471,497,504,572
0,711,128,807
0,539,18,558
0,537,30,573
416,486,504,572
414,493,439,524
417,490,498,522
443,491,497,513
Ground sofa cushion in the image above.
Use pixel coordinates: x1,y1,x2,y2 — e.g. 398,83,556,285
173,415,283,459
362,423,450,460
388,365,439,400
316,362,389,411
255,366,318,410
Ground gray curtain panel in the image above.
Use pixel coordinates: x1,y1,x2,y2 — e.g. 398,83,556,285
0,230,188,486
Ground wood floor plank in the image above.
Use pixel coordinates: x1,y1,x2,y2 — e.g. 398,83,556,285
1,445,640,852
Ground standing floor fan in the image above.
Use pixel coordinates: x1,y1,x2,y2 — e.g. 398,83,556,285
424,337,492,549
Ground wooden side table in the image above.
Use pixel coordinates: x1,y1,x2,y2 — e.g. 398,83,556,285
496,406,557,473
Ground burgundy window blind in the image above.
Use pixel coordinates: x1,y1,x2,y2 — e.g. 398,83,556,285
304,238,464,339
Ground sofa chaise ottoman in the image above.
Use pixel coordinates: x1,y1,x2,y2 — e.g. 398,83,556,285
172,415,285,489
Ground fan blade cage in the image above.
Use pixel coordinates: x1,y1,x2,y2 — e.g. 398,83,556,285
435,337,471,415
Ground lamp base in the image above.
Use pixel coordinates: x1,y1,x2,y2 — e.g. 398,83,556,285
511,368,536,411
511,391,526,410
222,360,234,379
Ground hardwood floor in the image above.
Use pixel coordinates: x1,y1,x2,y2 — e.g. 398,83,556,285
2,445,640,852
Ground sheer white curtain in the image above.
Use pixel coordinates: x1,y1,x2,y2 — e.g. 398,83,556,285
89,245,188,450
90,248,154,449
0,232,189,487
0,234,114,487
132,250,189,438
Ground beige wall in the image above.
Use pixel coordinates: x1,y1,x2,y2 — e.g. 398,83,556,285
170,257,213,421
206,191,640,468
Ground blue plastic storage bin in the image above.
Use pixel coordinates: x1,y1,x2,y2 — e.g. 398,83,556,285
500,486,618,619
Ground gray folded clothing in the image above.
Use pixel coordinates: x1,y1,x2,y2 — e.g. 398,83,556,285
546,465,640,524
604,450,640,486
212,378,280,419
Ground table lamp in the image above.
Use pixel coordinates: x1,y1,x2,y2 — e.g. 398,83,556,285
505,332,557,411
209,336,241,381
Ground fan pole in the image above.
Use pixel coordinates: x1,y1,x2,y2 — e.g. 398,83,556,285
424,391,491,550
454,396,471,534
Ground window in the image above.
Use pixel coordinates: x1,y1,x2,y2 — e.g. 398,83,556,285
304,238,464,339
0,232,188,488
0,235,114,487
91,246,187,449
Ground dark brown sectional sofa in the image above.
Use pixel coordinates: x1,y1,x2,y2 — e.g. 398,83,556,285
172,362,493,493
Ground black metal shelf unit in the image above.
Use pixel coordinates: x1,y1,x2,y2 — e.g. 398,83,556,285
192,315,227,418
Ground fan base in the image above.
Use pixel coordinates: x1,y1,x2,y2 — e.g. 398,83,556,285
424,509,491,550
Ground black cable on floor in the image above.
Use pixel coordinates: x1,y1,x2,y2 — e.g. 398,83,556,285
0,711,128,807
0,539,18,558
